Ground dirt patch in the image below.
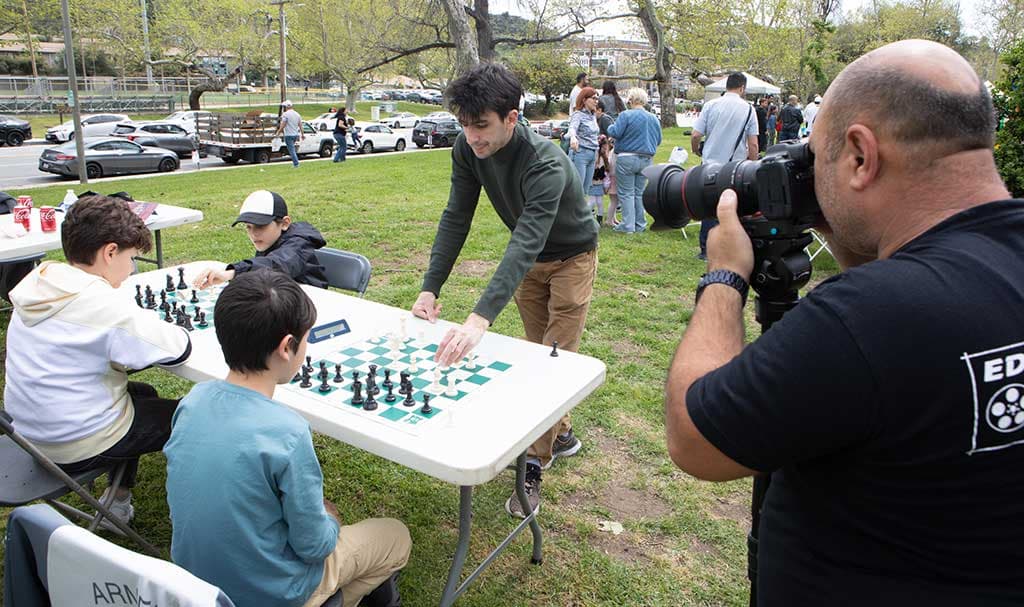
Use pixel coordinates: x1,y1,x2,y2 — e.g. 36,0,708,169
609,338,648,365
588,529,654,566
708,495,751,526
455,259,496,278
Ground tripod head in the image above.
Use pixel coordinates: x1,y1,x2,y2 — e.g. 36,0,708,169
743,216,814,332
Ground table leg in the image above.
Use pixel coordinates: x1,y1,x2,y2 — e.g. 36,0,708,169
438,453,544,606
155,230,164,268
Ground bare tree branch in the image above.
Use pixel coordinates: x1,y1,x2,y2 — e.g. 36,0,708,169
357,41,456,73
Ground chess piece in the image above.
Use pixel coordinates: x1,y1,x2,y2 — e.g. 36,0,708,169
163,308,173,323
135,293,143,308
550,341,559,357
409,354,419,373
197,311,208,328
299,369,312,388
190,289,199,303
333,363,344,383
399,317,407,342
445,373,457,397
304,356,313,374
399,371,411,395
318,361,328,380
382,369,393,389
318,375,332,393
292,372,302,383
177,267,188,290
351,380,364,405
385,384,397,403
420,394,433,415
352,370,361,383
402,389,415,407
166,274,175,292
194,306,202,322
363,388,378,411
160,291,169,312
430,368,442,393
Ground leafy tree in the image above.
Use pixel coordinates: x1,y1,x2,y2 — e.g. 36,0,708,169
994,39,1024,196
507,45,576,114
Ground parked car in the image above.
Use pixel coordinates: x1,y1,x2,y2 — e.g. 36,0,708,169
379,112,419,129
163,110,212,135
423,111,456,121
423,93,443,105
45,114,130,143
0,115,31,146
112,121,198,158
412,119,463,148
536,120,569,138
38,137,179,179
309,112,339,132
349,124,407,154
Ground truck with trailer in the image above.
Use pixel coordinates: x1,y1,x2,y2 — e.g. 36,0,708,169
197,112,335,164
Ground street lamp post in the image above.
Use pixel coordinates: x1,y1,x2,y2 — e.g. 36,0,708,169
270,0,292,104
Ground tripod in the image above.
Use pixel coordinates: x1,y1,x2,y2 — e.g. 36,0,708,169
741,217,813,607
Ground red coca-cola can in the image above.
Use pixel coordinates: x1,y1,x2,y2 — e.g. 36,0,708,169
16,196,33,209
13,204,31,230
40,206,57,232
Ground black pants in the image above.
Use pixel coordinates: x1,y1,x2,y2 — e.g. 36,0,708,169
57,382,179,488
1,261,35,303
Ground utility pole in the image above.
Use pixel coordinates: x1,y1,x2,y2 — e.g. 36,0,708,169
60,0,88,183
270,0,292,104
140,0,155,89
20,0,38,79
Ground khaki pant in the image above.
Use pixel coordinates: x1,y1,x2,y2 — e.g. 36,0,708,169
302,518,412,607
513,248,598,466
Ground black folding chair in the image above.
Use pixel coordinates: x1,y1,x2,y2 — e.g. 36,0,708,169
316,248,372,296
0,409,159,556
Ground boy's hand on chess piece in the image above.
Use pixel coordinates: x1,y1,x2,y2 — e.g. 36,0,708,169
193,267,236,290
436,313,488,367
411,291,442,323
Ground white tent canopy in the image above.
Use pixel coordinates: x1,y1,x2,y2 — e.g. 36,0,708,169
704,72,781,101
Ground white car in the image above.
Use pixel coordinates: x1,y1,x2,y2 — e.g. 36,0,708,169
379,112,419,129
310,112,339,132
45,113,130,143
423,111,456,122
270,122,336,158
350,124,407,154
163,110,212,135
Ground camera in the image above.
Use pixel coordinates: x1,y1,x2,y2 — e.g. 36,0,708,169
641,141,820,230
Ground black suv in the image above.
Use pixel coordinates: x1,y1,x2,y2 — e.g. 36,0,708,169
413,120,463,148
0,115,32,146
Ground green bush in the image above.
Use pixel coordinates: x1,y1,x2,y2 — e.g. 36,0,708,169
523,99,570,119
994,40,1024,197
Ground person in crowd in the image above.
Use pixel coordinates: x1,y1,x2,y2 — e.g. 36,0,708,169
332,107,349,163
690,72,758,259
568,72,590,113
412,63,597,519
275,100,304,168
568,87,602,217
193,190,328,289
598,80,627,120
595,101,619,226
766,104,778,147
804,94,822,134
166,270,410,607
665,39,1024,604
756,97,769,153
779,95,803,141
4,195,191,527
607,87,662,233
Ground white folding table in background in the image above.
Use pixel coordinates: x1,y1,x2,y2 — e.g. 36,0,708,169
124,262,607,606
0,203,204,268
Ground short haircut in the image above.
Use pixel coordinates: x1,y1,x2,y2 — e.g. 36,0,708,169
574,86,597,111
626,87,648,107
726,72,747,90
447,62,523,122
576,72,588,84
214,269,317,373
823,64,995,162
61,195,151,265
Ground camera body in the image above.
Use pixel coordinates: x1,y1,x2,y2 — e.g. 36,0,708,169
642,140,820,230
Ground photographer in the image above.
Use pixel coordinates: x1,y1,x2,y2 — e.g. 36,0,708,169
665,40,1024,604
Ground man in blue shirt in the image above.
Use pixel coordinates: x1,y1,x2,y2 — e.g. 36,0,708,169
165,270,410,607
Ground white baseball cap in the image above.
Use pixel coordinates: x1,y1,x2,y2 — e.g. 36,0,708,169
232,190,288,226
814,95,822,103
281,99,293,107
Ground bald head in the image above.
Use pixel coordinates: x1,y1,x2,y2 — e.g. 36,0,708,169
821,39,994,162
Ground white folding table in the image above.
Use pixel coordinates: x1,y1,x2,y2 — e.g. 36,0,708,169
0,203,204,268
124,262,607,606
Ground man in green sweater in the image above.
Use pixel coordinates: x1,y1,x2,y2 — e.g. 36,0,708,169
412,63,599,518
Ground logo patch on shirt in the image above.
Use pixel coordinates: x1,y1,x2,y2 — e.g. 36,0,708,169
963,341,1024,454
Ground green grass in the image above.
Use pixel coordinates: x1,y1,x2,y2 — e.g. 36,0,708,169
0,129,838,605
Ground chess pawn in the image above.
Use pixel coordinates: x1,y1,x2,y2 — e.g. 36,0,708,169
445,374,457,397
430,368,442,393
408,354,419,373
333,363,345,383
351,380,364,405
420,394,433,415
197,311,208,328
385,384,397,403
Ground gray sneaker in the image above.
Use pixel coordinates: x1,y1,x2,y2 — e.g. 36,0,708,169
504,464,542,519
543,430,583,470
97,488,134,531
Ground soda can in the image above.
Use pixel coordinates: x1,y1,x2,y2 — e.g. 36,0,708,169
13,204,31,230
16,196,33,209
40,206,57,232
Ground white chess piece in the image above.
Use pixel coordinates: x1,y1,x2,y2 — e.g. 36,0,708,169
431,368,442,393
409,353,419,373
445,373,457,397
399,317,408,342
468,351,479,370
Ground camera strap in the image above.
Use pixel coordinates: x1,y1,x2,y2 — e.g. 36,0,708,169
730,105,753,161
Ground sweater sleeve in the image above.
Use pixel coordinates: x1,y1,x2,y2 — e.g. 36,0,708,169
472,156,563,321
278,430,340,563
607,112,625,139
422,139,482,297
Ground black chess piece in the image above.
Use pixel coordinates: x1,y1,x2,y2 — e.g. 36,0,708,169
190,289,199,303
160,291,169,312
183,316,194,332
292,372,302,383
366,372,379,396
166,274,175,292
299,369,312,388
363,388,378,411
318,361,328,380
399,372,411,395
385,383,397,403
177,267,188,290
193,306,202,322
135,285,142,298
163,308,173,323
352,370,361,383
351,380,364,405
171,301,179,314
420,394,433,415
333,363,344,383
146,293,157,310
197,311,208,328
134,293,143,308
402,389,415,407
382,369,393,389
368,364,378,379
550,341,559,357
304,356,313,374
318,375,332,393
176,309,186,327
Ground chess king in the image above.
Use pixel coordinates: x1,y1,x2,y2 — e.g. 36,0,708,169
411,63,597,519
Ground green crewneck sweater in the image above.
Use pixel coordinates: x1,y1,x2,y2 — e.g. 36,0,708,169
422,123,599,322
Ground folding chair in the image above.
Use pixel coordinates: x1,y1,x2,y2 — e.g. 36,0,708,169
316,248,372,296
4,504,236,607
0,409,159,556
805,228,835,262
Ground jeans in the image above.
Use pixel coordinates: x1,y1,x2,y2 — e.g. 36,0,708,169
57,382,179,488
780,129,799,142
569,147,597,203
699,218,719,256
613,154,652,233
284,135,300,166
333,133,347,162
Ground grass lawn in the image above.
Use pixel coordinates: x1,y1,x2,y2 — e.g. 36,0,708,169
0,129,838,606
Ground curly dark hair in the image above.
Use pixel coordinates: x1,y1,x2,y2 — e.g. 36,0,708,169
446,62,523,122
61,195,151,265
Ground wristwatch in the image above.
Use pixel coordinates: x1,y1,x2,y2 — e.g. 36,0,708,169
695,269,750,306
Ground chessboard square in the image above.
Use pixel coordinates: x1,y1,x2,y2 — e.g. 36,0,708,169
379,408,408,422
369,346,390,355
488,361,512,371
465,374,490,386
424,343,439,353
308,385,338,396
415,406,442,419
341,347,363,356
373,356,393,366
448,390,468,401
341,357,364,368
411,378,429,389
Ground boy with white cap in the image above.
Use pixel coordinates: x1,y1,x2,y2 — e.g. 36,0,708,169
193,190,328,289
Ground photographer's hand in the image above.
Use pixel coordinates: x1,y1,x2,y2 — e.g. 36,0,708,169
707,190,754,280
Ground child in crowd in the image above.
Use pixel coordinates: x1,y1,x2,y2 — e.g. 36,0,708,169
4,195,192,524
192,190,328,289
165,270,410,607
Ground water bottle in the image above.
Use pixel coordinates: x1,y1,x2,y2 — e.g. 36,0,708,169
59,189,77,212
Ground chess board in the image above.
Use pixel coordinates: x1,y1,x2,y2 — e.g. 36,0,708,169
134,277,223,331
279,334,514,434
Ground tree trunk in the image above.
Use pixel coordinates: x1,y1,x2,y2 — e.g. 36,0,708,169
187,65,244,110
474,0,495,62
636,0,676,127
443,0,480,76
345,81,359,111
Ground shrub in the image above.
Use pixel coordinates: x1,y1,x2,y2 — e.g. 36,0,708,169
994,40,1024,197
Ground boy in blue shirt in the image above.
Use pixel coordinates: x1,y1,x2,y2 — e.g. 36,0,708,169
165,270,410,607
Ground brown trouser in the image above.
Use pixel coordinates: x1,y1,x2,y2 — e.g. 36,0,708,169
513,248,598,467
302,518,412,607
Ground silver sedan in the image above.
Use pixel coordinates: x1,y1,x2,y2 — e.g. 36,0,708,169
38,137,180,180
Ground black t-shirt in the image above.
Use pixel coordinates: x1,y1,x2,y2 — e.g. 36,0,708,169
780,104,802,131
687,200,1024,606
755,105,767,135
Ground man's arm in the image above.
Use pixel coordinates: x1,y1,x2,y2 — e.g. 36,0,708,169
691,130,703,156
665,191,757,481
746,135,758,160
